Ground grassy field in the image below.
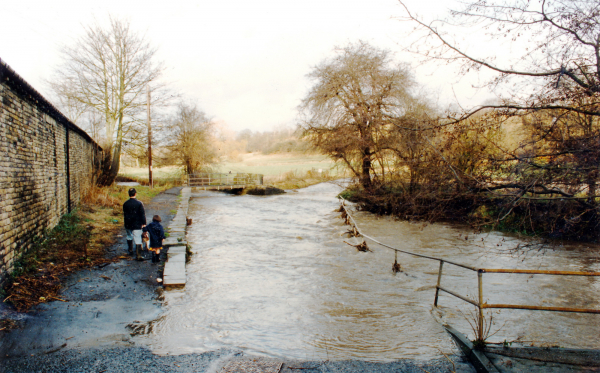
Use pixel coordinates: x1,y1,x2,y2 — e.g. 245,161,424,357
118,153,346,189
119,153,343,181
119,165,183,181
218,153,339,176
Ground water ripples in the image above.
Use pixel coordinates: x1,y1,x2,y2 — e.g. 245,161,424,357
136,182,600,361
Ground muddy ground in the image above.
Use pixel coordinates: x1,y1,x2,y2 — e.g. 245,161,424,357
0,187,475,373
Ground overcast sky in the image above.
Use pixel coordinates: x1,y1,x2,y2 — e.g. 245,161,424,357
1,0,491,133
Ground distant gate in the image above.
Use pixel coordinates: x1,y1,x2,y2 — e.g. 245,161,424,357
187,173,263,189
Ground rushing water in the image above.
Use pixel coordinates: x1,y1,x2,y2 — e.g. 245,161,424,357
139,182,600,361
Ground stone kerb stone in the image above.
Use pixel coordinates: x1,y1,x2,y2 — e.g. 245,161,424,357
162,187,192,288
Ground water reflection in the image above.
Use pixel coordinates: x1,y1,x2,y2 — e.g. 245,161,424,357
138,182,600,361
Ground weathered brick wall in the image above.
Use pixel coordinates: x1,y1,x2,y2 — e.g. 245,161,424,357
0,60,101,285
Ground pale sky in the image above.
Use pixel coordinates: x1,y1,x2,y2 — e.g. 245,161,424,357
1,0,491,133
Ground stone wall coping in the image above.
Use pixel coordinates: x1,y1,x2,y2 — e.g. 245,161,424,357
0,58,101,151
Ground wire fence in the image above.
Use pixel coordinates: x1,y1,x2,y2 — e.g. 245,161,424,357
338,198,600,341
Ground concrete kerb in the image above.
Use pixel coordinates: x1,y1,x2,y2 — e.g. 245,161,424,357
164,239,187,248
485,345,600,367
162,187,191,288
443,325,500,373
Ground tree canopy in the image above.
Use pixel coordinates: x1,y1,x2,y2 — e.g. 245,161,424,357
398,0,600,119
163,103,217,175
299,42,422,189
339,0,600,240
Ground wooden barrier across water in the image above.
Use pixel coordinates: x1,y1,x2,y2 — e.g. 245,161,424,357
187,173,263,189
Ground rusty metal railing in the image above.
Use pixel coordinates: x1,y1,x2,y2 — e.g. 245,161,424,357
338,198,600,340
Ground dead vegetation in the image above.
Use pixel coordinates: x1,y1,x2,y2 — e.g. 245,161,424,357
2,210,117,312
392,251,402,273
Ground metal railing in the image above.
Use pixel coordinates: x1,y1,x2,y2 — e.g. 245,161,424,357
339,198,600,340
187,173,263,188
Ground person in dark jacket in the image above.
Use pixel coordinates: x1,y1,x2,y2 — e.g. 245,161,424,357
123,188,147,260
143,215,166,263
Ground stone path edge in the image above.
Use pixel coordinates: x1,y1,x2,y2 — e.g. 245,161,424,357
162,187,191,288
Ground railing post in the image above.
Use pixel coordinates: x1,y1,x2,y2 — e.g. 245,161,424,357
477,269,484,341
434,260,444,306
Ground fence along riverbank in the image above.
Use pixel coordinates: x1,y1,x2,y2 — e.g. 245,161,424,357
338,198,600,343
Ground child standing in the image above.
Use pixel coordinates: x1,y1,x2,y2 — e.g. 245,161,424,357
143,215,166,263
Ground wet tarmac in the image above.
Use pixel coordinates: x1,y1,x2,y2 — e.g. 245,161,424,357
0,188,180,358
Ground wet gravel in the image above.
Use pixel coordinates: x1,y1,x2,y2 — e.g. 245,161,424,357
1,346,475,373
0,186,476,372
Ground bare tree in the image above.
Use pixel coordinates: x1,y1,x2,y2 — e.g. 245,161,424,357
164,103,217,175
397,0,600,119
49,17,164,186
385,0,600,240
299,42,419,189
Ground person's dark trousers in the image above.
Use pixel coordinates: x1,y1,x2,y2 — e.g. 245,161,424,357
127,240,134,255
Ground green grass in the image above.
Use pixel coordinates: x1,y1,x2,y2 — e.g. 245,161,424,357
118,153,346,189
106,184,174,205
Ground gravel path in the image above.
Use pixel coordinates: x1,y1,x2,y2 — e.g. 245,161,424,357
1,347,474,373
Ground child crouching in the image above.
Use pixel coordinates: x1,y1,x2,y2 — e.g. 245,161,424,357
143,215,166,263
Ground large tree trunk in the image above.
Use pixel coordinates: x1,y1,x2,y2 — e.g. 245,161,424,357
96,141,122,186
587,173,596,204
360,147,372,189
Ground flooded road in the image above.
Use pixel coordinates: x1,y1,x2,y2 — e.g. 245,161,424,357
138,182,600,361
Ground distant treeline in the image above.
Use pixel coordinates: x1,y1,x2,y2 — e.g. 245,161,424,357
235,127,313,154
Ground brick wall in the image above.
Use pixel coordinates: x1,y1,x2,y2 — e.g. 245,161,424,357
0,59,101,284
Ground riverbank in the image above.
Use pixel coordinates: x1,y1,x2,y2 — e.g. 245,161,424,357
0,183,176,312
341,183,600,242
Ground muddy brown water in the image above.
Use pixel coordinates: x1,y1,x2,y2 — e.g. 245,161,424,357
134,182,600,361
